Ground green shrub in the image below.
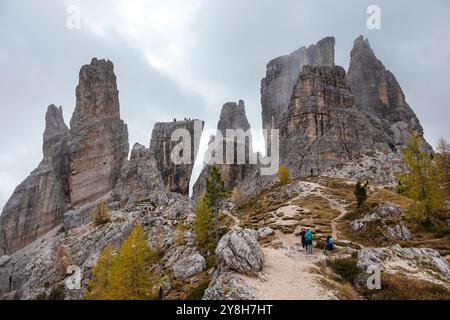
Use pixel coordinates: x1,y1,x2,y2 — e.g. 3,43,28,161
92,202,111,226
186,280,210,300
326,257,360,283
362,274,450,300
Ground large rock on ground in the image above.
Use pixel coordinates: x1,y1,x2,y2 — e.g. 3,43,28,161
348,36,431,152
203,268,255,300
357,245,450,285
215,227,263,274
352,203,412,241
69,58,129,207
172,252,206,279
0,105,70,255
150,120,204,195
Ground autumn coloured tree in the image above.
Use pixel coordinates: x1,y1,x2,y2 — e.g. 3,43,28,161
92,202,111,226
85,225,158,300
194,197,215,254
204,165,229,243
436,137,450,195
354,180,369,208
397,132,445,225
278,164,290,185
85,244,115,300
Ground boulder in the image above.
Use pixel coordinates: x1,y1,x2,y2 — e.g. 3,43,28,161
258,227,274,238
215,227,263,274
203,268,255,300
357,245,450,283
172,252,206,279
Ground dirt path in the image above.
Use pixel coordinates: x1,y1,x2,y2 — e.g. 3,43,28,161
240,233,336,300
229,180,350,300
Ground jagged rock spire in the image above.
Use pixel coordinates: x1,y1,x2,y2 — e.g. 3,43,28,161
348,35,431,151
0,105,70,255
261,36,335,131
69,58,129,207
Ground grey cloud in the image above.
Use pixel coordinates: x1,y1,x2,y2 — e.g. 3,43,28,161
1,0,449,209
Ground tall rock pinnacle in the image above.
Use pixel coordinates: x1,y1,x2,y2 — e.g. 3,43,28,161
0,105,70,255
347,36,430,151
192,100,254,200
68,58,129,207
150,119,204,195
261,37,335,131
280,65,392,177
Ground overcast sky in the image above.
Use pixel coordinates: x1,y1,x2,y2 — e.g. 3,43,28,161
1,0,449,210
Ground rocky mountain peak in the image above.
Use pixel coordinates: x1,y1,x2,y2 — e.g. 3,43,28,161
43,105,69,161
348,36,431,152
150,119,204,195
261,36,335,131
68,58,129,207
217,100,250,134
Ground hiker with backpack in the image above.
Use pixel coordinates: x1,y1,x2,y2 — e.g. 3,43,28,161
300,228,307,251
305,229,313,255
324,235,335,254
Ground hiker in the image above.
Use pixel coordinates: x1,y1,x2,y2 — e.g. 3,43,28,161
300,228,307,251
305,229,313,255
324,235,334,253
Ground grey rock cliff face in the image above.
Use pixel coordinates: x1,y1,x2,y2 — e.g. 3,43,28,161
69,58,129,207
261,37,335,131
113,143,166,207
192,101,254,200
280,65,392,177
348,36,431,151
0,105,70,255
150,120,204,195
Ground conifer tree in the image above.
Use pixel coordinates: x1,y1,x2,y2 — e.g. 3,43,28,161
92,202,111,226
204,165,229,243
397,132,445,225
108,225,157,300
85,225,158,300
278,164,290,185
174,220,186,246
85,244,115,300
436,137,450,195
354,180,368,208
194,197,215,253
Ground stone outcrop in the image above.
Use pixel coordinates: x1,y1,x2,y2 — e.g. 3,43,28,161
348,36,431,152
150,120,204,195
68,58,129,207
112,143,166,208
357,245,450,284
0,193,199,300
172,252,206,279
203,268,255,300
261,37,335,131
322,151,407,187
352,203,412,241
215,227,263,274
0,105,70,255
192,101,255,200
280,65,392,177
